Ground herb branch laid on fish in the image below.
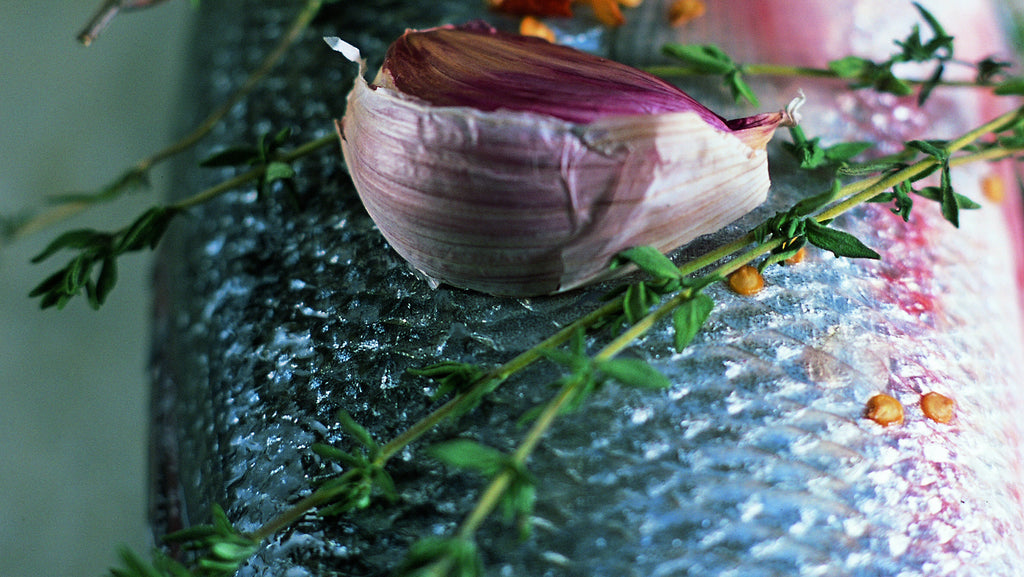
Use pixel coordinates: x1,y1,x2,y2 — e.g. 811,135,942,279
27,1,1023,576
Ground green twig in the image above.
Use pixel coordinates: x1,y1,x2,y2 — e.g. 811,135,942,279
16,0,324,241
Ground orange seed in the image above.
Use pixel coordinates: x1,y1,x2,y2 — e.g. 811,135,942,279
728,265,764,296
865,393,904,426
921,392,955,424
519,15,557,42
981,173,1005,203
784,246,807,265
667,0,706,26
580,0,625,26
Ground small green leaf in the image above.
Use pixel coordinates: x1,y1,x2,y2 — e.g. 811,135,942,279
162,524,219,544
622,283,649,325
914,186,980,209
264,161,295,183
828,56,872,78
660,43,735,74
311,443,365,469
791,179,842,217
95,256,118,306
30,229,107,263
917,62,944,106
199,146,259,168
210,503,233,533
873,70,914,97
197,558,243,574
336,410,377,451
804,219,880,260
373,467,398,502
272,126,293,145
726,69,760,107
429,439,506,477
117,208,161,253
67,252,96,294
910,2,954,59
29,269,67,299
398,537,481,577
672,293,714,352
938,168,959,227
408,360,487,400
614,246,683,281
784,136,826,170
111,548,163,577
891,180,914,221
597,358,671,389
210,541,258,563
541,347,585,371
975,56,1012,84
906,139,948,159
994,76,1024,96
824,141,872,164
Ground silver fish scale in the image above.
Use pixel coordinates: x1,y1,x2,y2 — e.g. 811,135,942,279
151,1,1024,576
500,202,1024,576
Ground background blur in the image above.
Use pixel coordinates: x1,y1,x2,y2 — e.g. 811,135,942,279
0,2,194,576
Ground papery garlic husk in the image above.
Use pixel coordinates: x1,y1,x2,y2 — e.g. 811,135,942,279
331,23,794,296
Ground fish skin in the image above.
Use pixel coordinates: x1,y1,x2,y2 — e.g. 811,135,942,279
150,0,1024,575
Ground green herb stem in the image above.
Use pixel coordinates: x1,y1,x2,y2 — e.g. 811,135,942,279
16,0,324,242
646,62,986,88
431,106,1024,563
150,0,324,167
377,298,621,463
819,104,1024,221
249,470,358,543
170,133,336,211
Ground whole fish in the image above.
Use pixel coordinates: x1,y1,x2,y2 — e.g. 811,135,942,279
150,0,1024,575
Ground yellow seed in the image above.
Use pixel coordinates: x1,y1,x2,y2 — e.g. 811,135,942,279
667,0,707,26
728,265,764,296
865,393,904,426
981,173,1005,203
519,16,557,43
921,392,955,424
579,0,625,26
784,246,807,265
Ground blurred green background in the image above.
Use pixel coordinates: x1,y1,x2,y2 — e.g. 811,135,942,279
0,2,194,576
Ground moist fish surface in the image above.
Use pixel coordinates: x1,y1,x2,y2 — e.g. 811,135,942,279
150,1,1024,575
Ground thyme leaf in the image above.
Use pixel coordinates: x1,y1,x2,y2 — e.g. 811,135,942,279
660,43,760,106
28,206,181,309
803,219,881,260
672,293,714,353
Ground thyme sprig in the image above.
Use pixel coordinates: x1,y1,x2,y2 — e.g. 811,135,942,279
5,0,326,248
27,132,334,309
104,93,1024,577
653,3,1016,107
389,104,1024,576
20,3,1020,576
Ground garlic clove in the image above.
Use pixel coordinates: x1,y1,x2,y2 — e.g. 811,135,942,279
330,24,794,296
378,21,729,127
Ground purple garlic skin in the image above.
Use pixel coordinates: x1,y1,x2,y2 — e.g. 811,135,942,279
335,22,789,296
